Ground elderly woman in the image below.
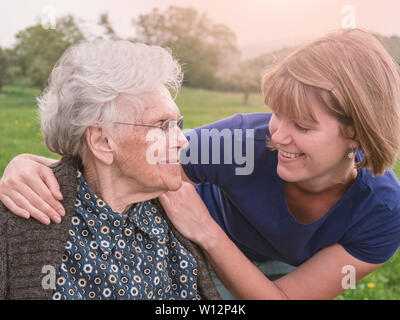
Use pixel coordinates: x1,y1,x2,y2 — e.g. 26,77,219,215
2,29,400,300
0,40,220,300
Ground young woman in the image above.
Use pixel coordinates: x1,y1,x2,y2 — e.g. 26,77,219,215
2,29,400,299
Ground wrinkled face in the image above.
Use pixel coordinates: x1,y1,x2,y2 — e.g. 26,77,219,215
111,87,188,193
269,97,355,185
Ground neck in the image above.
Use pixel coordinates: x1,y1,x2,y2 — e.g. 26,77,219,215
290,162,358,196
82,157,163,214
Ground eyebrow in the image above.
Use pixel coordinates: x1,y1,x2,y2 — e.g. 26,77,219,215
296,117,319,126
149,112,181,124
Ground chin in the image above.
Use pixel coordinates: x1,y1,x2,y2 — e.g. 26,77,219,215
156,162,183,191
277,166,300,182
166,179,183,191
158,176,182,192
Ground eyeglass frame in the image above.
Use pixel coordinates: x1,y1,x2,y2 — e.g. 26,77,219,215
112,116,184,131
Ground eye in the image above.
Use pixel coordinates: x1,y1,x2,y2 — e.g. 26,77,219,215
294,123,309,132
154,120,168,128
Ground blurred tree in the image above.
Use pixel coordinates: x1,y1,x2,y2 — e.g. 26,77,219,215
2,47,23,84
375,34,400,64
133,6,238,89
0,46,26,92
14,15,85,88
98,13,120,40
221,61,261,105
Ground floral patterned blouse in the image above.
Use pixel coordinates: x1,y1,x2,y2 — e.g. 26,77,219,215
52,171,200,300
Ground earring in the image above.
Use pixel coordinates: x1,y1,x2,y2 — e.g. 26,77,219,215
347,148,356,159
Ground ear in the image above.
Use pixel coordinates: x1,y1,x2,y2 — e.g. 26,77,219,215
342,125,359,149
85,126,114,165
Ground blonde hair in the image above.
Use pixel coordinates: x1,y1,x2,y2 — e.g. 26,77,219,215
262,29,400,176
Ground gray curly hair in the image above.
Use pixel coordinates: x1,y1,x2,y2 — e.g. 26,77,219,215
38,39,183,158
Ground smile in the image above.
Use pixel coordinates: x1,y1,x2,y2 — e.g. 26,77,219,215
279,150,304,158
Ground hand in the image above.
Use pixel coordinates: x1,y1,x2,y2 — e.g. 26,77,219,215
0,154,64,224
158,182,220,248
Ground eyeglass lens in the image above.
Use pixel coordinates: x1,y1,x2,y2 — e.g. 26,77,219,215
163,117,184,131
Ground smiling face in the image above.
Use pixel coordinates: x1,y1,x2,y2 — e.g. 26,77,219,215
111,86,188,193
269,94,358,188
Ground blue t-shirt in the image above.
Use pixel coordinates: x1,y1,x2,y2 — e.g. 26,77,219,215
182,113,400,266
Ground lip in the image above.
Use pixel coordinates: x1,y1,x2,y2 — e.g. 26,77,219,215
158,160,181,165
278,150,305,163
279,148,302,154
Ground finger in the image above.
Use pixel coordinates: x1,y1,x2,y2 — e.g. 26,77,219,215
158,193,173,214
39,167,63,201
7,190,51,225
0,195,30,219
24,176,65,217
158,193,169,207
18,184,62,223
9,183,62,224
181,181,197,194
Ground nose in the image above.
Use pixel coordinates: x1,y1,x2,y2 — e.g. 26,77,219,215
270,117,292,146
177,128,189,150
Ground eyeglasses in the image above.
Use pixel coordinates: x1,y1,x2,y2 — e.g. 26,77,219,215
113,116,184,131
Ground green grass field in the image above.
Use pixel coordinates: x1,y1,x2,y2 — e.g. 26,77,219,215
0,84,399,300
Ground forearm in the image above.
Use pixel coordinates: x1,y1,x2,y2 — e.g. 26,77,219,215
157,184,286,299
201,226,288,300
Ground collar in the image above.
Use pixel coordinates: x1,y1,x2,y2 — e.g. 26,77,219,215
75,170,169,254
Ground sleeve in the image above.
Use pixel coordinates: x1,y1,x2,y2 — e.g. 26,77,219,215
340,204,400,264
181,114,247,187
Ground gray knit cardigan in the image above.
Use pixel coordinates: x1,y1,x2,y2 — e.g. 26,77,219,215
0,156,220,300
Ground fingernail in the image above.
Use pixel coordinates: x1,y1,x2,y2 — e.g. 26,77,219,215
58,208,65,217
52,215,62,224
41,216,51,225
22,211,30,219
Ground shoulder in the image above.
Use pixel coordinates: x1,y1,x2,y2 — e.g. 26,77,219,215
353,149,400,213
0,201,29,235
181,113,275,183
340,167,400,263
0,200,70,300
0,199,68,242
357,167,400,214
50,156,81,189
0,155,78,254
0,159,77,299
187,113,272,140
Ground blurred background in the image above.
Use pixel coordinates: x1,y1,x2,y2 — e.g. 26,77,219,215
0,0,400,299
1,0,400,105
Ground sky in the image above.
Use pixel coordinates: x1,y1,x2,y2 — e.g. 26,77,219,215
1,0,399,58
